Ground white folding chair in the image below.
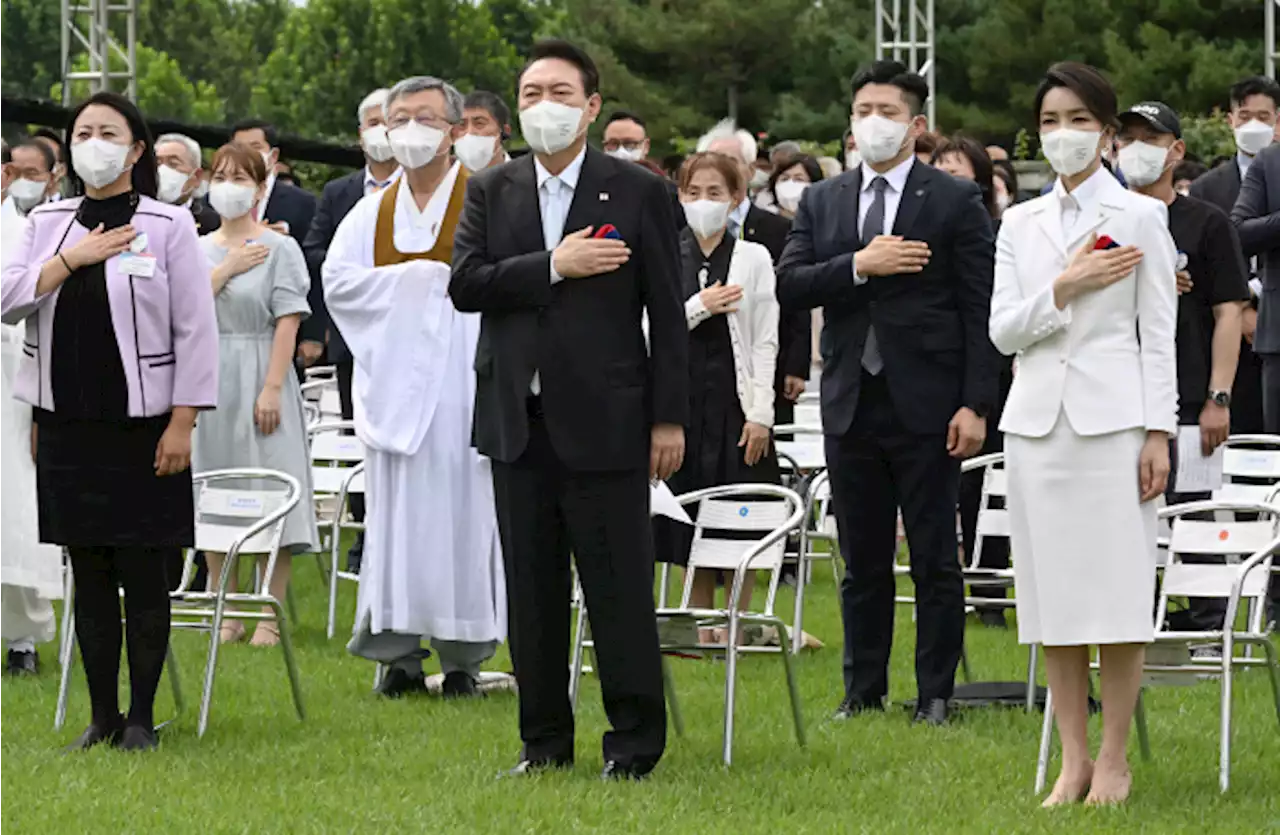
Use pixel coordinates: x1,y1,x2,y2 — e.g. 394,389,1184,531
572,484,806,766
308,421,366,639
1034,499,1280,793
167,469,306,736
304,364,337,381
300,378,342,423
790,469,841,654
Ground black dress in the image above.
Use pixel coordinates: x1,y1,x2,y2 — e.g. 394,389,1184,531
34,191,195,548
656,231,781,567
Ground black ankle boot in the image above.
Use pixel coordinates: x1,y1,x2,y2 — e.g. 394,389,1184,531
64,715,124,753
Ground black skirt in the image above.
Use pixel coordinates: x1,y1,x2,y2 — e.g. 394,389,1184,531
35,413,194,548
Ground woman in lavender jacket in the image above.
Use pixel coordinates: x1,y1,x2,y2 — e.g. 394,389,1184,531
0,92,218,752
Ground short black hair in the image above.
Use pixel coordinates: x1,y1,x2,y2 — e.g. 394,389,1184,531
1173,159,1208,184
1033,62,1118,128
1229,75,1280,111
12,138,56,173
606,111,645,130
850,59,929,116
464,90,512,138
932,134,996,218
767,152,825,201
230,118,279,148
519,39,600,97
31,126,65,162
64,91,158,198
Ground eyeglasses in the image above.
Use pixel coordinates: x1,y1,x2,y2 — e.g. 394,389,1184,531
387,113,451,130
604,140,644,152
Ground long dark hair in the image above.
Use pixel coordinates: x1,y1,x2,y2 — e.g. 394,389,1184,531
932,134,996,218
64,91,158,199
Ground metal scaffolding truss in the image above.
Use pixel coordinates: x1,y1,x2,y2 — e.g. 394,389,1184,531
60,0,138,104
1268,0,1279,78
875,0,936,127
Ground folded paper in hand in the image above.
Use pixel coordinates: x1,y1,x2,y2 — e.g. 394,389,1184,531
1174,425,1224,494
650,480,692,525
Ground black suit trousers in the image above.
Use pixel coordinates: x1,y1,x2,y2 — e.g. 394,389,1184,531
491,400,666,769
335,358,364,522
1261,354,1280,435
825,372,965,703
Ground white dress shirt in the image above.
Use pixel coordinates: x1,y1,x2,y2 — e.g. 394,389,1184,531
363,165,402,197
258,172,277,222
729,197,751,238
1052,164,1109,248
530,146,587,393
852,155,916,284
392,162,459,250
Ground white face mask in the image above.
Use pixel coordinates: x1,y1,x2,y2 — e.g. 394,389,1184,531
453,132,499,172
519,101,585,156
606,147,645,162
208,182,258,220
1040,128,1102,177
1117,140,1172,188
844,150,862,171
71,137,132,190
774,179,810,212
9,178,48,212
683,199,732,239
156,164,191,204
1234,119,1274,157
749,169,769,191
388,121,447,170
850,114,909,164
361,125,395,163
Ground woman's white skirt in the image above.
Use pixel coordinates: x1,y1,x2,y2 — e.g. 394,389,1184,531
1005,412,1156,646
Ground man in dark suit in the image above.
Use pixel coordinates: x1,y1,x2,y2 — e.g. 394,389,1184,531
698,122,811,424
450,39,687,780
154,133,220,235
1193,76,1280,435
777,60,998,726
231,119,321,369
302,88,401,573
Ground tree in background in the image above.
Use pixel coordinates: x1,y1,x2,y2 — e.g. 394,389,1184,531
52,45,225,125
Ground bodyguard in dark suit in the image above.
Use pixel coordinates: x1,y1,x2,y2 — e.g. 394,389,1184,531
231,119,321,365
1232,142,1280,431
777,60,998,725
450,40,687,779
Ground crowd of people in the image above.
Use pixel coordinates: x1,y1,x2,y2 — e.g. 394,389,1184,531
2,37,1279,803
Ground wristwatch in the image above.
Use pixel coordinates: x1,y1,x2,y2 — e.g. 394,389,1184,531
1209,390,1231,408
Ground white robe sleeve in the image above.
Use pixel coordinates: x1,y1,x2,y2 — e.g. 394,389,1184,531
321,198,455,456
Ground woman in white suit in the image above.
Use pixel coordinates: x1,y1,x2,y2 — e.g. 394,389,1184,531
653,151,780,637
989,63,1177,806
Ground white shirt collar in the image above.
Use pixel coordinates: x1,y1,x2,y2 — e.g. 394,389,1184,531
395,161,461,233
860,155,915,194
535,146,587,191
731,197,751,228
1237,151,1253,178
364,165,402,190
1052,164,1110,213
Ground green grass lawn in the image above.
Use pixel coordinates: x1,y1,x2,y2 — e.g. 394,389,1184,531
3,558,1277,834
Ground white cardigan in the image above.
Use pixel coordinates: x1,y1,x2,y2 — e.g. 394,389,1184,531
683,237,780,428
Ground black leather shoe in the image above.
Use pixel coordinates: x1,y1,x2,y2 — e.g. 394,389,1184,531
912,697,950,726
64,717,123,752
441,671,481,699
376,667,428,699
117,724,159,752
499,757,573,778
978,609,1008,629
601,760,650,781
832,695,884,720
6,649,39,676
346,534,364,575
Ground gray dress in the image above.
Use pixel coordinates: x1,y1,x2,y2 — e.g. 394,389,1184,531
193,230,318,553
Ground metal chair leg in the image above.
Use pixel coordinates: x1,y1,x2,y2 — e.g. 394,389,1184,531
327,534,341,640
791,529,810,656
372,663,386,691
1219,650,1234,793
166,642,184,714
275,603,306,720
1034,686,1054,794
661,654,683,737
285,582,299,624
54,569,77,731
777,621,807,748
1025,644,1039,712
1133,688,1150,761
197,591,229,737
721,609,741,767
569,597,589,712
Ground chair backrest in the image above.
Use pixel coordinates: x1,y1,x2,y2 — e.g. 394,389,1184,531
678,484,804,616
309,421,366,496
793,402,822,429
1156,502,1279,635
961,453,1008,571
191,469,300,595
1221,436,1280,483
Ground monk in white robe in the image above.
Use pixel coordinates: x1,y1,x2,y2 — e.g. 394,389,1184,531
2,194,62,675
322,76,504,697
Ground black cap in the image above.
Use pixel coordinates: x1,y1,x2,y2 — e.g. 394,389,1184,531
1119,101,1182,139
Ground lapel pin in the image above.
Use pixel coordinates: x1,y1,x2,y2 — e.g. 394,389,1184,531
599,192,610,201
915,189,924,197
